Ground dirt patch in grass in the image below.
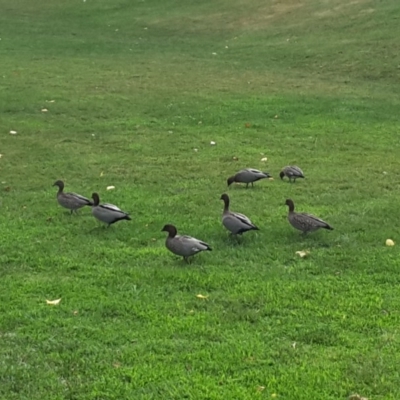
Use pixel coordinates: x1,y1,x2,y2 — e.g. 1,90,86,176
314,0,374,18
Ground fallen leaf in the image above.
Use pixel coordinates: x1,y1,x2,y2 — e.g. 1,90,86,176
256,386,265,392
47,100,55,103
268,177,274,180
212,52,217,55
41,108,48,112
113,362,121,368
100,171,104,177
261,157,268,162
194,148,198,152
245,123,252,128
210,141,216,145
274,115,278,119
73,310,78,315
292,342,296,349
232,156,239,161
4,186,11,192
106,186,115,190
9,130,17,135
196,294,208,299
46,298,61,305
386,239,395,246
46,217,52,222
0,154,2,158
349,394,368,400
295,250,310,258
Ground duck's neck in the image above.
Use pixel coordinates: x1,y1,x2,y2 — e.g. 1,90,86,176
223,199,229,212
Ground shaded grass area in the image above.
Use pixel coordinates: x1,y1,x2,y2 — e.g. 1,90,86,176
1,0,400,399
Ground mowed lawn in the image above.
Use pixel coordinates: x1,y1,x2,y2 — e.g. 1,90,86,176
1,0,400,398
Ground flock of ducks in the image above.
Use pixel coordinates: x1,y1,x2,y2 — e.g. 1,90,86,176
53,165,334,263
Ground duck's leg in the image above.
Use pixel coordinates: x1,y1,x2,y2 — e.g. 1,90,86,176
245,183,249,188
251,182,254,188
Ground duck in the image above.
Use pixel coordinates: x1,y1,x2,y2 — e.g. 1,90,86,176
91,192,131,227
285,199,333,234
279,166,305,182
227,168,271,188
53,180,93,214
220,193,259,235
161,224,212,263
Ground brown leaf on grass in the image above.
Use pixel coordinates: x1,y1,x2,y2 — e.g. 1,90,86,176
46,298,61,305
4,186,11,192
232,156,239,161
349,394,368,400
196,294,208,299
295,250,310,258
245,122,252,128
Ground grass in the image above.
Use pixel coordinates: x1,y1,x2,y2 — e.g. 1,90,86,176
1,0,400,398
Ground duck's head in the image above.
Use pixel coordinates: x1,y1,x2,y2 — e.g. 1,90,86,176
161,224,177,238
227,176,235,187
53,180,64,189
279,171,285,180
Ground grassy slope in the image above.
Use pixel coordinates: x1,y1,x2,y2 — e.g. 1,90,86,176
1,0,400,398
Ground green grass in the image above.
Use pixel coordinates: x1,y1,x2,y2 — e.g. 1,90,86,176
1,0,400,398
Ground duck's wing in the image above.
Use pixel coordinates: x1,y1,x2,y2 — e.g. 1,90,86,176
100,203,130,217
230,211,257,228
299,212,331,228
180,235,212,251
66,192,93,205
288,166,304,177
245,168,270,177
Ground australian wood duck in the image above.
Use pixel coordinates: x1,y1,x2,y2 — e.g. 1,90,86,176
285,199,333,234
280,166,305,182
53,180,92,214
161,224,212,263
91,192,131,227
220,193,259,235
227,168,271,188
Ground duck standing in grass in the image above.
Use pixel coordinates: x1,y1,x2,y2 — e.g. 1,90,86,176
53,180,93,214
220,193,259,235
91,192,131,227
227,168,271,188
161,224,212,263
279,166,305,182
285,199,333,234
